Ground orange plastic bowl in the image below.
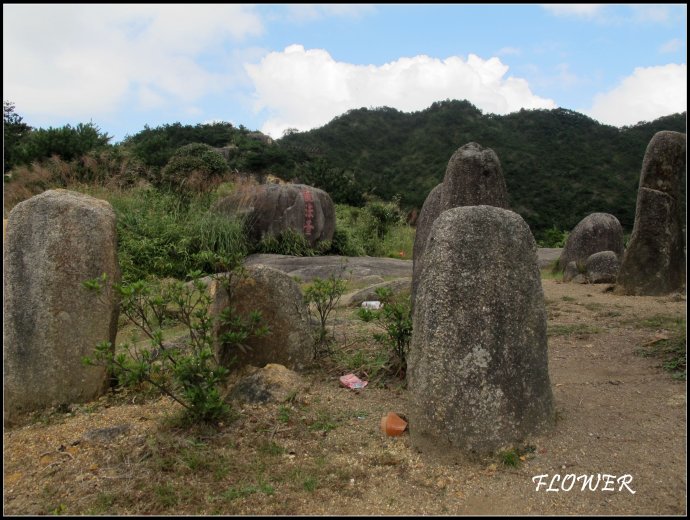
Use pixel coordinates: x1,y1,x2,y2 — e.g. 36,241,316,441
380,412,407,436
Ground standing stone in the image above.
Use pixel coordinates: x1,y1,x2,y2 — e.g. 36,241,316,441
412,143,510,307
3,190,120,425
408,205,553,456
214,183,335,248
557,213,624,272
411,183,444,305
210,265,314,371
615,131,686,295
441,142,510,210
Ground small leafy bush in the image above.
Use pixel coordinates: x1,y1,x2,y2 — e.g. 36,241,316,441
303,270,348,354
357,287,412,378
160,143,229,195
83,267,269,425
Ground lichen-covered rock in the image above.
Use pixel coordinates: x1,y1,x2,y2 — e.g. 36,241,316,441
615,131,686,295
412,143,509,308
586,250,620,284
441,142,510,210
3,190,120,425
558,213,624,272
214,183,335,248
408,205,553,456
210,265,314,371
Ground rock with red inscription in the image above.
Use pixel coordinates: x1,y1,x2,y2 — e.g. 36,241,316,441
213,183,335,248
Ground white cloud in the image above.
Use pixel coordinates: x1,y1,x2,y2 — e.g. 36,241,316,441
541,4,603,18
584,64,687,126
2,4,263,119
497,47,522,56
245,45,556,138
659,38,684,54
283,4,375,22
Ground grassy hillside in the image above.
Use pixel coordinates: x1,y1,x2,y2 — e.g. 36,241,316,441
278,100,686,238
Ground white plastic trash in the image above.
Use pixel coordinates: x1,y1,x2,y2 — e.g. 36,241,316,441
361,301,382,310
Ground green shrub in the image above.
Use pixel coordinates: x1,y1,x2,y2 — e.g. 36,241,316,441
83,268,269,425
357,287,412,378
255,228,329,257
537,226,569,248
106,188,248,281
160,143,229,194
303,271,348,354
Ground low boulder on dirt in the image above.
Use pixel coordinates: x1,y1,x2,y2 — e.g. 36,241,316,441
558,212,624,272
227,363,306,404
586,250,620,284
210,265,314,371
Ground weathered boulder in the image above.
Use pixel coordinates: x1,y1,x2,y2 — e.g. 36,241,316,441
615,131,686,295
558,213,624,272
586,250,620,284
408,205,553,456
563,261,587,284
412,143,510,307
3,190,120,425
210,265,314,371
214,183,335,248
441,142,510,210
228,363,306,404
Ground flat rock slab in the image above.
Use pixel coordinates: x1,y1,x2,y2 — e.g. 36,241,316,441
244,254,413,282
245,251,560,282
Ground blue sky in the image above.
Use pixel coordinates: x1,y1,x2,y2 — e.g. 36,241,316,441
3,4,687,143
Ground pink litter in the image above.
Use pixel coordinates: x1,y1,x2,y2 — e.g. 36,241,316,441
339,373,368,390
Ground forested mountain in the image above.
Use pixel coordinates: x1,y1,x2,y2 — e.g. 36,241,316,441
278,100,686,237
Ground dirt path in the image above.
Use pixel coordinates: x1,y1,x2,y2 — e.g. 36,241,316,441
3,274,686,515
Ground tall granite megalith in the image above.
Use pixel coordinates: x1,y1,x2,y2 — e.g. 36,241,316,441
408,205,553,456
3,190,121,424
412,143,510,306
615,131,686,295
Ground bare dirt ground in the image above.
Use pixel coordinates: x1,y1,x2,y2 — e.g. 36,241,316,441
3,264,686,516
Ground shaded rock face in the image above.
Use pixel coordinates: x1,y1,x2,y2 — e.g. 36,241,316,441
412,143,509,307
586,250,620,284
558,213,624,272
408,205,553,456
616,131,686,296
210,265,314,371
214,183,335,248
563,261,587,284
3,190,120,425
228,364,305,404
411,183,444,306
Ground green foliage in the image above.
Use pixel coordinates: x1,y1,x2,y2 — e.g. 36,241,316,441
17,122,112,165
357,287,412,378
280,101,687,237
330,200,410,257
3,101,32,172
303,271,348,352
82,269,269,425
160,143,229,194
536,226,569,248
255,228,319,256
105,188,248,282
